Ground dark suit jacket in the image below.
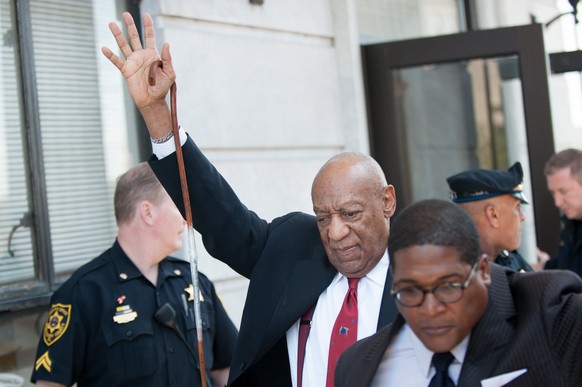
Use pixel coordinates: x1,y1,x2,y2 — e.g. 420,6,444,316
545,216,582,277
335,264,582,387
149,136,398,386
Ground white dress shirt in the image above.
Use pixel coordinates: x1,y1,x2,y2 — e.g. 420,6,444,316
371,323,469,386
287,252,389,387
152,127,187,159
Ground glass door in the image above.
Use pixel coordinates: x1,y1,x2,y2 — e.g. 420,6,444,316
363,23,560,257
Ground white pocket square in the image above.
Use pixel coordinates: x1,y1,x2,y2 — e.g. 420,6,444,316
481,369,527,387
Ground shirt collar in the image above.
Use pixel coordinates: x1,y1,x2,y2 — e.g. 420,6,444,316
111,240,184,284
367,250,389,286
158,257,188,283
111,240,143,282
329,249,389,287
406,323,470,378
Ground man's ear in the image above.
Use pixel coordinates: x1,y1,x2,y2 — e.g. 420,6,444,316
478,254,492,285
383,185,397,218
483,203,500,228
139,201,155,226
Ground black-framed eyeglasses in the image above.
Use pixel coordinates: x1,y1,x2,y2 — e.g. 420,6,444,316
391,262,478,307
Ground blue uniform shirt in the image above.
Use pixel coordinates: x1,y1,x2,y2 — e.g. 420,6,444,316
495,250,533,272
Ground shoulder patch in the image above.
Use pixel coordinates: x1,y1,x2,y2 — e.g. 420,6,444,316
35,350,52,372
43,303,72,346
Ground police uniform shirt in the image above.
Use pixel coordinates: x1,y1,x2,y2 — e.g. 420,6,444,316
496,250,533,273
31,240,237,387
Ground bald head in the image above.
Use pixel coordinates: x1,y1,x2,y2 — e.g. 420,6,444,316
311,151,396,277
312,152,387,197
456,200,488,220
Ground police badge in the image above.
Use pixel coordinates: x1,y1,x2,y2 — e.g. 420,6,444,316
43,303,72,346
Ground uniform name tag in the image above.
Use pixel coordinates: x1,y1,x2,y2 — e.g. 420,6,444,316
113,304,138,324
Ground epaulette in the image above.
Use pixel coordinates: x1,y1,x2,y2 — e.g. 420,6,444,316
56,249,111,289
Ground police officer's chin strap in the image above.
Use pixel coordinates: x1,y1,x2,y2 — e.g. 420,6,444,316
149,60,208,387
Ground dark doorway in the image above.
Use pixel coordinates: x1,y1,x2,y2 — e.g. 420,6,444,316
362,23,560,257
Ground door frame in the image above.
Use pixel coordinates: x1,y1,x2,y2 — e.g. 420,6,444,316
362,23,560,255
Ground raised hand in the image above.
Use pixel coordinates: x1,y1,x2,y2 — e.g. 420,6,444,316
102,12,175,137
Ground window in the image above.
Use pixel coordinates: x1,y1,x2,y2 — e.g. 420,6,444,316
0,0,138,311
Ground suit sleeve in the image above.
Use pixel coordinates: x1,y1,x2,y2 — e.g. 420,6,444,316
149,135,269,278
513,270,582,382
209,284,238,369
543,271,582,379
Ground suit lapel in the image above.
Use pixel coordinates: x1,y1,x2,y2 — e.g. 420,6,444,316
256,249,398,364
258,253,336,360
368,315,405,364
459,264,516,385
378,271,398,329
357,316,406,386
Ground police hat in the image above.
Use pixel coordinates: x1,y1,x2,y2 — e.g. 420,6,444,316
446,162,529,204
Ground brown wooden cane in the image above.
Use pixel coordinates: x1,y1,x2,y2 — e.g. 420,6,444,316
149,60,208,387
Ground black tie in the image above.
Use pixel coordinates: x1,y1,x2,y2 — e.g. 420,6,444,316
428,352,456,387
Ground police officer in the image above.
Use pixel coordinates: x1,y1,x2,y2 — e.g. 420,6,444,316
31,163,238,387
446,162,533,272
543,148,582,276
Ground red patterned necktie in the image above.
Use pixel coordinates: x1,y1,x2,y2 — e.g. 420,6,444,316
326,277,360,387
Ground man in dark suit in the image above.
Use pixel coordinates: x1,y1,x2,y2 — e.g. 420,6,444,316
102,12,399,387
336,199,582,387
544,148,582,276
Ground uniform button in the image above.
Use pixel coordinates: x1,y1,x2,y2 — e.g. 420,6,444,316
169,347,174,353
126,331,132,337
239,362,245,371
